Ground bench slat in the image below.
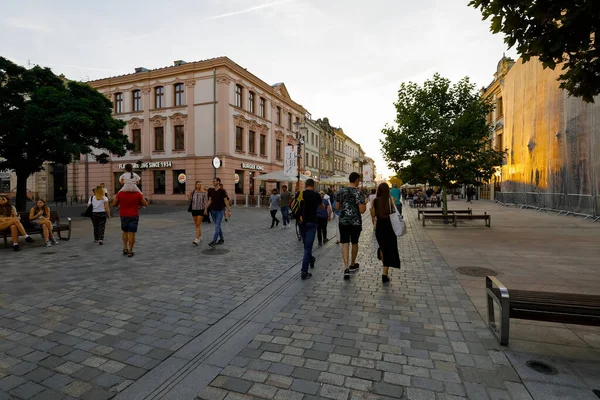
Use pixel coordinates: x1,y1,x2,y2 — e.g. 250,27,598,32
490,288,600,314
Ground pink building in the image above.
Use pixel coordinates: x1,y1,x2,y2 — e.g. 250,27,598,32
80,57,308,203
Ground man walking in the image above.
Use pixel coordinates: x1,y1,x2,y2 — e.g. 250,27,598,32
205,177,231,248
296,179,321,280
390,183,402,215
279,185,292,228
112,189,148,257
336,172,366,280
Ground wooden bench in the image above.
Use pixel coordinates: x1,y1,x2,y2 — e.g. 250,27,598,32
453,212,491,227
418,208,472,219
422,212,456,226
1,211,72,248
486,276,600,345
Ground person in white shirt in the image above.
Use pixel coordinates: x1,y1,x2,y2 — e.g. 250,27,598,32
87,186,110,245
119,163,142,193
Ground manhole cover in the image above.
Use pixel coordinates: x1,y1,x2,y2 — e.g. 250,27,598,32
456,267,498,277
526,360,558,375
40,251,57,255
593,389,600,398
201,248,231,255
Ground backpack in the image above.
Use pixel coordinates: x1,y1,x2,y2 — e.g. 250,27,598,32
290,190,305,222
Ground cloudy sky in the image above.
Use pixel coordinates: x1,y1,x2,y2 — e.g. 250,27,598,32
2,0,516,178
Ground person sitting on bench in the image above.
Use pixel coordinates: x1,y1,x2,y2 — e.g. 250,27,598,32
29,198,59,247
0,195,35,251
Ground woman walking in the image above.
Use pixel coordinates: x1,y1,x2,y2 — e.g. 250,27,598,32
317,191,331,245
0,195,35,251
189,181,208,244
29,199,58,247
269,188,281,228
88,186,110,245
370,183,401,283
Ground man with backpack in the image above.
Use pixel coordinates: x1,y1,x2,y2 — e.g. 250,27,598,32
292,179,321,280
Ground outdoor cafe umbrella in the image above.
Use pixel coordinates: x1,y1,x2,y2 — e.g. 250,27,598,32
320,175,348,184
252,170,314,182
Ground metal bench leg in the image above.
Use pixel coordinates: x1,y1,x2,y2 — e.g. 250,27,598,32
3,235,7,248
423,216,426,227
486,276,510,345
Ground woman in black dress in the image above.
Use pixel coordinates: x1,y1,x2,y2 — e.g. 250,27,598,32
370,183,401,283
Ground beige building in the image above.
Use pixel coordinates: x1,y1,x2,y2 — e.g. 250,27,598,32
303,118,322,180
81,57,308,203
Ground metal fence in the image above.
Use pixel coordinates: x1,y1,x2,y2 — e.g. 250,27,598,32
495,192,600,220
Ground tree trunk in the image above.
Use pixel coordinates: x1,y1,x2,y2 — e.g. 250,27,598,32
15,170,30,212
442,185,448,216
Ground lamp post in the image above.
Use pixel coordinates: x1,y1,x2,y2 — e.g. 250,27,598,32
293,120,306,192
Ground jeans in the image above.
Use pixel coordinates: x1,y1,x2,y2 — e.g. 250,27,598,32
300,222,317,274
210,210,224,243
317,217,328,243
280,206,290,226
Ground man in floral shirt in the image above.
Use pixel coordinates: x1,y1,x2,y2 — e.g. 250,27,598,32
335,172,366,280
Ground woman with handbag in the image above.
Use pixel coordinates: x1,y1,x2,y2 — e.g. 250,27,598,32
87,186,110,245
370,183,401,283
188,181,208,245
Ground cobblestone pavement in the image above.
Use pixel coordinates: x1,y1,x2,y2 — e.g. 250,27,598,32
199,210,540,400
0,208,308,400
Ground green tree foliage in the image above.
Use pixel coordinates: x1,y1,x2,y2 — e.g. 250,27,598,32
381,73,504,214
0,57,131,210
470,0,600,102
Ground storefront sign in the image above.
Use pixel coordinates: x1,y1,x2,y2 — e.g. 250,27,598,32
304,170,311,176
241,163,264,171
284,145,297,177
118,161,172,169
234,173,240,184
177,173,187,184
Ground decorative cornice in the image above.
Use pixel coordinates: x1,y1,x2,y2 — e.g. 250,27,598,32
142,87,152,94
275,130,285,140
128,117,144,130
150,115,168,127
233,114,269,134
185,79,196,87
216,75,232,85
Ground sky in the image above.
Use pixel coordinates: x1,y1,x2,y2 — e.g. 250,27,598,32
1,0,517,179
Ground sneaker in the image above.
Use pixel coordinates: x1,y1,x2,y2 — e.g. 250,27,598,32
13,244,20,251
199,236,203,242
51,237,59,244
301,272,312,280
217,239,224,245
310,256,316,269
208,242,216,248
45,241,52,247
25,236,34,243
382,274,390,283
349,263,360,273
98,241,103,245
193,238,200,245
343,269,350,280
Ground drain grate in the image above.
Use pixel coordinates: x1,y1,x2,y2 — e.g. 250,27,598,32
201,248,231,255
526,360,558,375
456,267,498,277
593,389,600,398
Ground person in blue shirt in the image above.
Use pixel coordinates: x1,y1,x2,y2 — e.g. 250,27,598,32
390,184,402,215
317,191,331,245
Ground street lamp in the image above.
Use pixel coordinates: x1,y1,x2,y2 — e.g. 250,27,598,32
293,120,306,191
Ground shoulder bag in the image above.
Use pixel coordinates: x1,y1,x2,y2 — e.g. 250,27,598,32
84,197,93,218
389,199,406,237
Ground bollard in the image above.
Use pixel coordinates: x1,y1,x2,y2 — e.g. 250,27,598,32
245,194,249,208
256,195,261,208
233,194,237,207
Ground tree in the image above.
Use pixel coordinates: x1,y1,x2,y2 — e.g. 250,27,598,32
469,0,600,103
381,73,504,215
0,57,131,211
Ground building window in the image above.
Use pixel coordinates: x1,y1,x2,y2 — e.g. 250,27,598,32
249,91,255,113
249,130,256,153
153,170,166,194
311,132,314,146
155,86,164,108
173,169,186,194
316,156,319,168
154,127,164,151
305,152,308,167
260,134,266,156
276,139,282,160
115,93,123,114
132,129,142,153
288,113,292,130
259,98,265,118
236,126,243,151
174,125,185,150
132,90,141,112
312,155,315,167
276,107,281,125
174,83,184,106
235,85,243,107
497,97,503,118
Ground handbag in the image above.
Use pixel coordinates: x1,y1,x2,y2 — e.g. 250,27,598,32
187,190,195,212
84,197,93,218
389,200,406,237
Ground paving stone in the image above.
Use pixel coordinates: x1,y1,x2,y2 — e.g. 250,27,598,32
60,380,92,397
219,377,253,394
372,382,404,398
29,389,64,400
406,387,436,400
319,383,351,400
9,381,45,399
93,373,124,388
23,367,55,384
41,373,73,389
291,378,320,395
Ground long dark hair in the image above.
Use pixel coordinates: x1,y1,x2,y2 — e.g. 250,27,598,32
0,195,12,217
375,183,391,218
125,163,134,179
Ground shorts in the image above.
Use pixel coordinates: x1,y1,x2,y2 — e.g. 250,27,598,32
120,216,139,233
191,209,205,217
339,224,362,244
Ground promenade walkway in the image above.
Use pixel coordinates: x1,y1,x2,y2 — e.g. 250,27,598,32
1,202,599,399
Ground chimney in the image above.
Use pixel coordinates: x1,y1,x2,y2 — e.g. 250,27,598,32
135,67,149,73
173,60,188,66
